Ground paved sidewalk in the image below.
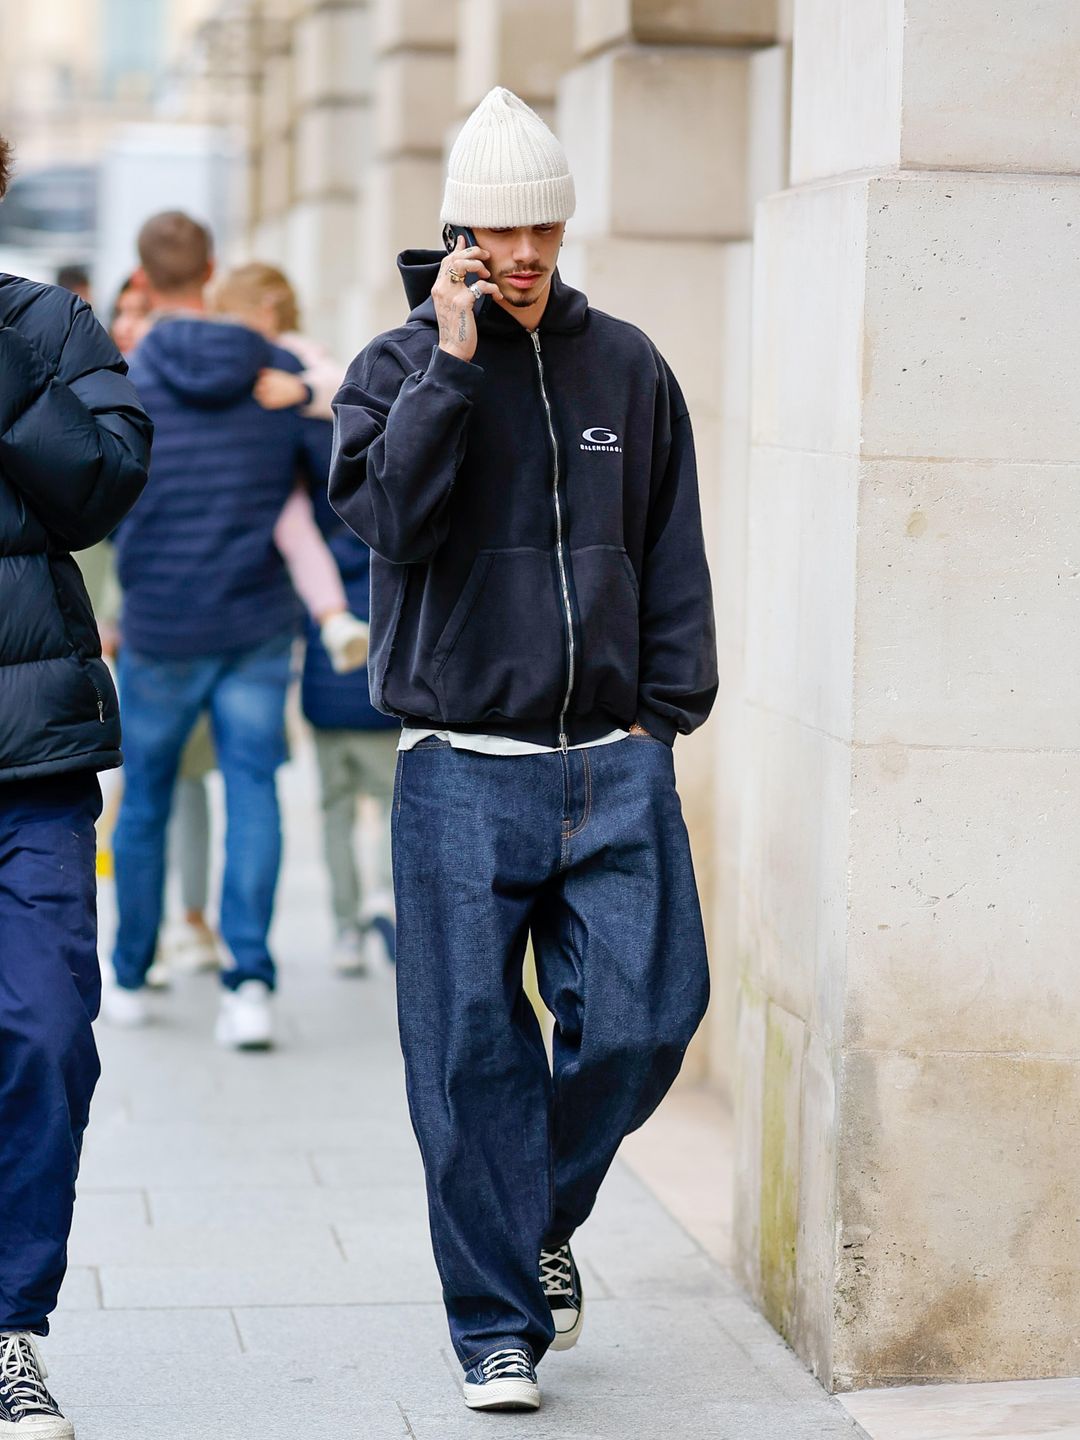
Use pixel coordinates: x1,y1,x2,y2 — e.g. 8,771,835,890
58,755,870,1439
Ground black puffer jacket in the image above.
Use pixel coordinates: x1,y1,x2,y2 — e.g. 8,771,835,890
0,274,152,784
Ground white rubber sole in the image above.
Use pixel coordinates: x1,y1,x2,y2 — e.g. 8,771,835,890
462,1378,541,1412
0,1416,75,1437
549,1295,585,1352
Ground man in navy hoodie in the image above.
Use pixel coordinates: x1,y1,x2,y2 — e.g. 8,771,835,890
108,212,322,1050
330,90,717,1412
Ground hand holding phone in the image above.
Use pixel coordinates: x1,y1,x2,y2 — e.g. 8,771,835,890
433,229,498,364
442,224,488,318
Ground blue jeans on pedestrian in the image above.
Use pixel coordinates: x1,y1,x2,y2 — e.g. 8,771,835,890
0,772,102,1334
112,635,293,993
392,733,710,1370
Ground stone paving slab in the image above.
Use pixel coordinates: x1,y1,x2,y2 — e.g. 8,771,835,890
145,1184,427,1229
47,1308,243,1357
60,757,868,1439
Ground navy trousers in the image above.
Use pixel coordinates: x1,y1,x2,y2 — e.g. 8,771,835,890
392,734,710,1369
0,772,102,1334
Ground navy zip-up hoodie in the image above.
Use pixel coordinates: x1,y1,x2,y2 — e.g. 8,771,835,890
329,251,717,748
118,317,321,659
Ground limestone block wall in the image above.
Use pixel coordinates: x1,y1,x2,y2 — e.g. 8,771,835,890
359,0,457,338
286,0,372,352
735,0,1080,1390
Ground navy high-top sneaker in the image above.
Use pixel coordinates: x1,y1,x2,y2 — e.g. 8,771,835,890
0,1333,74,1437
540,1243,585,1351
462,1347,540,1412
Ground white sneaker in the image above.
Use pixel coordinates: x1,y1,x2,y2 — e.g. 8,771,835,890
0,1332,75,1437
333,925,367,977
101,985,151,1028
320,612,369,674
215,981,274,1051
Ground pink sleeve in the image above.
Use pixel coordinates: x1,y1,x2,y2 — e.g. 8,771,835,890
280,331,344,422
273,487,347,621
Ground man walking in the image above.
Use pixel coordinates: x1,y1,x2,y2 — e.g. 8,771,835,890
330,88,717,1411
107,212,323,1049
0,135,152,1436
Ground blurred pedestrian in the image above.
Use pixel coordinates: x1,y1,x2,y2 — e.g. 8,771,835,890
84,279,220,983
330,88,717,1412
56,262,92,306
207,264,369,675
109,272,151,357
0,133,152,1438
208,263,397,973
299,493,399,976
106,211,326,1050
210,260,343,420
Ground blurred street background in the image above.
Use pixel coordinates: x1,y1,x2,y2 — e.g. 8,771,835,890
2,2,1079,1437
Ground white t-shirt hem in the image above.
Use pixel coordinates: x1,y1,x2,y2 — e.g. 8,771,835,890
397,727,629,757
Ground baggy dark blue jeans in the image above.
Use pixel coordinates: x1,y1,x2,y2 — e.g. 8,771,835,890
112,635,293,993
0,772,102,1334
392,734,710,1369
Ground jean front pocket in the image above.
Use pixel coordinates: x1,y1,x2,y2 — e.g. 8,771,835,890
433,548,565,723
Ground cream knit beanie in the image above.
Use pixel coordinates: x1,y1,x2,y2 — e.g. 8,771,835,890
441,87,576,229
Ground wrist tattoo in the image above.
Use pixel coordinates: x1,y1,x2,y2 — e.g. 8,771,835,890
458,311,468,343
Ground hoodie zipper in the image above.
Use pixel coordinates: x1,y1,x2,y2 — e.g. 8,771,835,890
530,330,575,752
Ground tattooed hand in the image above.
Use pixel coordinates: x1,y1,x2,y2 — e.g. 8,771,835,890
433,236,499,364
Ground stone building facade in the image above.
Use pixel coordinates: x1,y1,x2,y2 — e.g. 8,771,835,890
91,0,1080,1397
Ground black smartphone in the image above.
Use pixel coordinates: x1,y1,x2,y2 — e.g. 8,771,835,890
442,223,488,318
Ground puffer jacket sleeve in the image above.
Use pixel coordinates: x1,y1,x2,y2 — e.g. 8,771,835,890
330,340,483,564
0,300,152,550
636,360,719,744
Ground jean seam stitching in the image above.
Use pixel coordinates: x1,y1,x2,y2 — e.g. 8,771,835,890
566,750,592,838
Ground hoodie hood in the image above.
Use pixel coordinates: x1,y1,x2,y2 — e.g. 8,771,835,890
396,249,589,338
136,316,273,408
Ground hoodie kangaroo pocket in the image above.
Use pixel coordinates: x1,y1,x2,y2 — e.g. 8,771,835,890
569,545,640,718
433,548,566,723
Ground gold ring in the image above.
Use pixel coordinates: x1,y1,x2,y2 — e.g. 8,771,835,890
448,268,464,283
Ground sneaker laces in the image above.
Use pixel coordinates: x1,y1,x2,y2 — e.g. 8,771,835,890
480,1348,534,1381
540,1245,574,1300
0,1334,60,1417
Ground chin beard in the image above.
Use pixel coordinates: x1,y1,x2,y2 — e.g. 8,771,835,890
498,275,549,307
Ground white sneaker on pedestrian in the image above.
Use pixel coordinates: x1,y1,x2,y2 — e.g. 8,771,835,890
333,925,367,977
215,981,274,1051
101,984,151,1028
320,612,369,674
0,1332,75,1437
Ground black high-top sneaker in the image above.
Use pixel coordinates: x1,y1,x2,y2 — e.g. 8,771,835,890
0,1333,74,1437
540,1242,585,1351
462,1347,540,1412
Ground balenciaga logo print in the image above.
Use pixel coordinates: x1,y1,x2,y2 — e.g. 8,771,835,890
580,427,622,453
